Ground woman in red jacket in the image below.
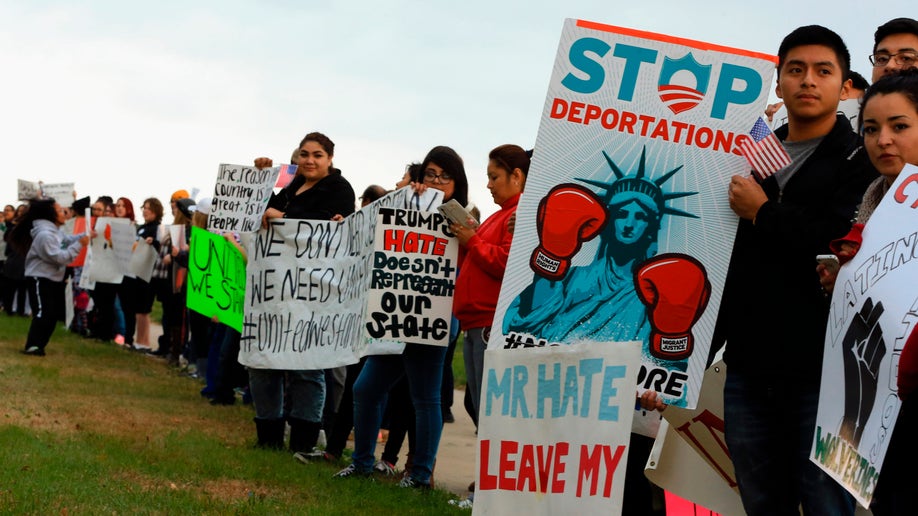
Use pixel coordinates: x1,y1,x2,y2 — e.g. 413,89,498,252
451,144,530,422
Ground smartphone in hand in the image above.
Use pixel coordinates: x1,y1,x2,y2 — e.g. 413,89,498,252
816,254,840,274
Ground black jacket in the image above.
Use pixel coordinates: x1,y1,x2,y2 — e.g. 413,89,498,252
268,169,355,220
717,114,878,380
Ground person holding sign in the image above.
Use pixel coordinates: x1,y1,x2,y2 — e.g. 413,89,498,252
8,198,90,355
452,144,529,422
816,69,918,516
249,132,356,454
717,26,877,515
113,197,142,347
336,145,466,488
132,198,164,349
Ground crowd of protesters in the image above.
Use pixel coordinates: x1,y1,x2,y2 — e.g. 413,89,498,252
3,16,918,515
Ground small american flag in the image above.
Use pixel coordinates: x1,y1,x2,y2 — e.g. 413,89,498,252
739,117,791,180
274,163,297,188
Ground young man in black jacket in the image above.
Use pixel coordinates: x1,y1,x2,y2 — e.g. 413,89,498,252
718,25,877,515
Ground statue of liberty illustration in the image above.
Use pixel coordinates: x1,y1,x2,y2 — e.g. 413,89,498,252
504,147,711,362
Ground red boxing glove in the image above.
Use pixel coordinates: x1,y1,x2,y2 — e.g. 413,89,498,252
634,254,711,361
530,184,607,280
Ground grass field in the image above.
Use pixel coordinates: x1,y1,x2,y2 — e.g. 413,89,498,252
0,315,468,514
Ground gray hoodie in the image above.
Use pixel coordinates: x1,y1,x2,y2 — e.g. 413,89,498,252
25,219,83,282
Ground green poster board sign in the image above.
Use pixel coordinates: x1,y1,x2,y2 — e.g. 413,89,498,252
186,226,246,332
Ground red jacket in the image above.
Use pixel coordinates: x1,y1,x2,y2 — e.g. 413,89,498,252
453,193,519,329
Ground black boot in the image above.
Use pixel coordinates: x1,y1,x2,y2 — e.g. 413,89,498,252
254,418,285,449
288,418,321,454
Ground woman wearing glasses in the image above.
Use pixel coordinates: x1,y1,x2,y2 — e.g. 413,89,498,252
337,146,467,488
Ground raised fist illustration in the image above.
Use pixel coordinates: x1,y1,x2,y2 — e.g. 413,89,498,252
634,254,711,361
529,184,607,280
839,298,886,447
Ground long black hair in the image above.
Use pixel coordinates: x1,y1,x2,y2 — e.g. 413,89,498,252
8,198,58,254
421,146,468,206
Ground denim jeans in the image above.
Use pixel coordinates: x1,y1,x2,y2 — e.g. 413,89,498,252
724,371,855,516
248,368,325,422
463,327,488,421
352,343,447,484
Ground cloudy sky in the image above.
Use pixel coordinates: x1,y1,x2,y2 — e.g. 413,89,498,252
0,0,909,219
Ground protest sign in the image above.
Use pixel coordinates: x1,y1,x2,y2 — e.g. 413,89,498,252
239,186,444,370
40,182,75,202
365,207,458,346
644,350,743,516
64,279,74,331
167,224,186,251
186,227,246,332
129,239,157,283
812,164,918,507
473,341,640,515
208,164,282,233
240,214,373,369
17,179,39,200
84,218,133,284
491,19,777,409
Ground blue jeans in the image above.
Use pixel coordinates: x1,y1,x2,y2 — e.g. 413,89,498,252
352,343,447,484
248,368,325,422
463,327,488,421
724,371,855,516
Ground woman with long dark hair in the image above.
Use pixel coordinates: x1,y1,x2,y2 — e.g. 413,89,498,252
336,145,466,488
8,198,90,355
249,131,356,454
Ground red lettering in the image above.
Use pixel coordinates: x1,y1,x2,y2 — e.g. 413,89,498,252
403,231,417,253
602,445,625,497
675,409,737,487
568,101,586,123
479,439,497,490
619,111,637,133
584,104,602,124
601,108,619,129
536,444,554,493
551,98,568,119
577,444,604,496
695,126,714,148
383,230,448,255
552,442,569,492
517,444,536,492
431,237,447,256
650,118,670,141
894,173,918,208
713,129,734,153
499,440,519,490
733,134,750,156
383,229,403,252
638,114,655,137
577,444,625,497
